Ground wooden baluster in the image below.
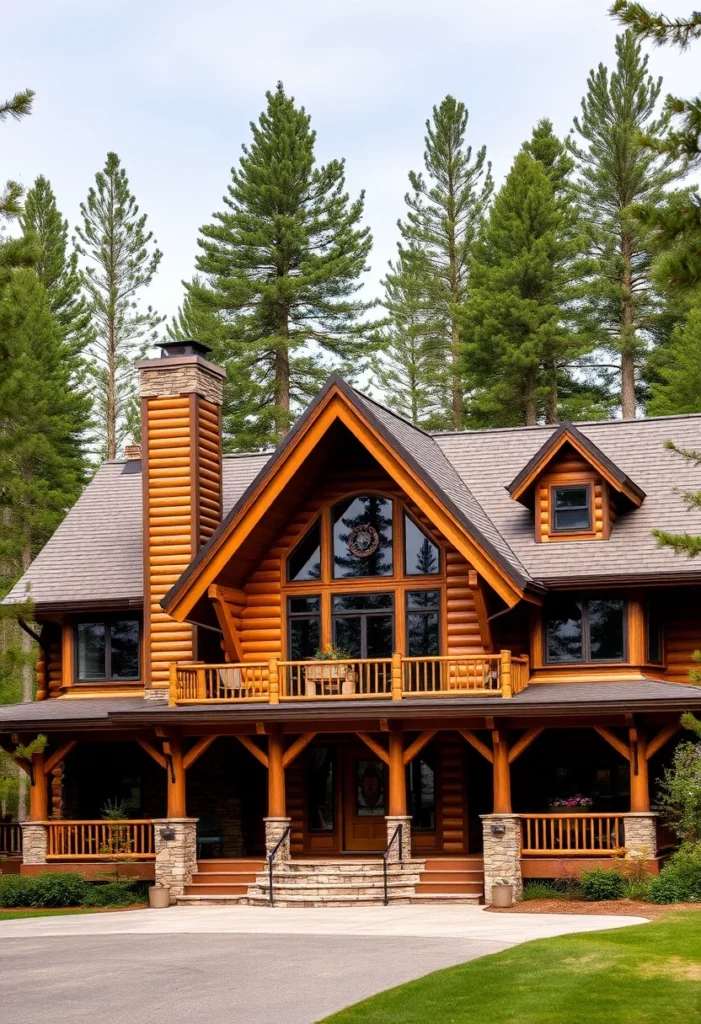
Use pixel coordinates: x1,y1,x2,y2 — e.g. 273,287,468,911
269,657,279,704
501,650,512,699
391,652,403,701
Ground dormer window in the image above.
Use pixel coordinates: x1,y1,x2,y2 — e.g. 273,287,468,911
552,485,591,533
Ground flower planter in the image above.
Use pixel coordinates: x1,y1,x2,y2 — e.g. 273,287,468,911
491,883,513,908
304,662,356,696
148,885,170,909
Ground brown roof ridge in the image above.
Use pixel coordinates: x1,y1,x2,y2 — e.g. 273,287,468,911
432,410,701,438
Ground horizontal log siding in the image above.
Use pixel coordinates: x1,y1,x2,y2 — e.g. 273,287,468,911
47,635,62,696
445,548,483,655
664,593,701,683
145,395,195,687
438,733,466,853
197,398,222,546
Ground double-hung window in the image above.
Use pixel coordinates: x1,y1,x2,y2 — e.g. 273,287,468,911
545,597,625,663
551,485,592,533
75,618,141,682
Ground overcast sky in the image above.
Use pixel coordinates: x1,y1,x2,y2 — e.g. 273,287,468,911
3,0,699,331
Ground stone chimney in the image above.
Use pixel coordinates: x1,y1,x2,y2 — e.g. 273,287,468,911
137,340,226,692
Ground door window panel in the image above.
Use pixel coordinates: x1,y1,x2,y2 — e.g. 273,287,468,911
333,617,362,658
404,515,440,575
406,591,440,657
333,495,393,578
307,746,334,832
355,759,386,816
366,614,394,658
288,596,321,659
409,754,436,831
332,593,394,658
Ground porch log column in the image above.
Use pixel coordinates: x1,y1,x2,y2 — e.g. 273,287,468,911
386,726,411,861
265,732,291,860
165,737,186,818
492,727,512,814
629,729,650,813
29,752,48,821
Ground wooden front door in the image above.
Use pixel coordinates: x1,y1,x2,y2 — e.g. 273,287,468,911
343,746,388,851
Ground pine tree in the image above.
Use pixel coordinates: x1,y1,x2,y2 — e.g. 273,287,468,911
648,306,701,415
611,5,701,295
460,147,583,427
21,176,91,360
394,96,493,429
569,31,685,418
0,87,34,221
76,153,163,460
181,83,374,448
372,252,444,426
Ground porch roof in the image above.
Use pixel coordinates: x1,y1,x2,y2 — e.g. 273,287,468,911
1,681,699,732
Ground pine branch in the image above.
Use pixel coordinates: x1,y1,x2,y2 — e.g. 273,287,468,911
610,2,701,48
0,88,35,122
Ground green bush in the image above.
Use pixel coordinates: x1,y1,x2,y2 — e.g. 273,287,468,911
578,867,626,901
521,881,567,901
622,877,653,901
0,871,89,907
0,875,31,908
85,881,149,907
649,846,701,904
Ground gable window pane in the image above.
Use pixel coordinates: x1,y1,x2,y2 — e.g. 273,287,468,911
77,622,106,680
287,519,321,582
333,495,393,578
546,599,583,662
553,486,591,532
404,515,440,575
406,591,440,657
589,599,624,661
288,597,321,659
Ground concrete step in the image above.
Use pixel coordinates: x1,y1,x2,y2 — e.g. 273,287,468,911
415,881,483,895
410,892,482,905
245,893,414,907
175,894,247,906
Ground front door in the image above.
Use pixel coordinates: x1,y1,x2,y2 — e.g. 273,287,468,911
343,746,388,851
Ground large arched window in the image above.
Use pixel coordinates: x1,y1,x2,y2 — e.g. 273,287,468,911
332,495,393,579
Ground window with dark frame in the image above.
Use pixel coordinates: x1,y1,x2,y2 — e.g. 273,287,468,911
332,592,394,659
287,519,322,582
545,597,625,663
287,596,321,660
406,590,440,657
646,602,663,664
75,618,141,682
551,485,592,533
404,514,440,575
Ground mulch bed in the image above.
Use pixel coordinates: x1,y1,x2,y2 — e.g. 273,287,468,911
487,899,701,919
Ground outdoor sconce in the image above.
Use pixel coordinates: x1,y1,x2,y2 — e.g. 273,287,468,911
159,827,176,841
491,823,506,837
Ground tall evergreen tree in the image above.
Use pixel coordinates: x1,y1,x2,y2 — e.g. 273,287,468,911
372,252,444,426
569,31,685,418
21,176,91,360
393,96,493,429
76,153,162,460
648,306,701,415
180,83,374,448
460,145,584,427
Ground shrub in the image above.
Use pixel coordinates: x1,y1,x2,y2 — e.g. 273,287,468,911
578,867,626,901
521,881,567,901
0,871,89,908
85,881,149,907
622,877,653,901
649,845,701,904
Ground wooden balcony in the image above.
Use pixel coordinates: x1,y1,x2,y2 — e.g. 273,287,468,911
169,651,530,705
44,820,155,861
520,813,626,856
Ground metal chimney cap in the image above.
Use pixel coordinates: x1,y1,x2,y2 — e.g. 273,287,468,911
157,339,212,359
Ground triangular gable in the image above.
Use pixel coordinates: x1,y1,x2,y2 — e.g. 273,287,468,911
163,377,539,623
507,421,646,508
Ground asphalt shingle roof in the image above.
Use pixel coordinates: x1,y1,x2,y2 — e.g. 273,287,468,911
4,384,701,609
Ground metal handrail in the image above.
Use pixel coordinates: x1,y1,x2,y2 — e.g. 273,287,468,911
382,823,403,906
267,825,292,907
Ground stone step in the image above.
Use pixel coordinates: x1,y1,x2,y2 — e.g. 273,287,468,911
416,869,483,883
255,870,422,886
245,893,414,907
184,883,250,896
248,882,418,898
191,871,259,885
175,894,247,906
273,860,422,873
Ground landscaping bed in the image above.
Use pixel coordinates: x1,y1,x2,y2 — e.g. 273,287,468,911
488,899,701,919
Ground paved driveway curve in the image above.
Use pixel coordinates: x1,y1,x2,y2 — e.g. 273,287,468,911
0,906,646,1024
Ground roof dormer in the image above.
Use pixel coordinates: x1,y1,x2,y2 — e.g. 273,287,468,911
507,422,645,543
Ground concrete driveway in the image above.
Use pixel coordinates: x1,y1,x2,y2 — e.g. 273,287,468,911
0,906,647,1024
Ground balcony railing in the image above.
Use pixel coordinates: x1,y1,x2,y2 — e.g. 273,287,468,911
170,651,529,705
45,820,155,860
520,813,626,856
0,822,22,856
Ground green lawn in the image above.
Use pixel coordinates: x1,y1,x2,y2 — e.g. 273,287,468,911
0,908,107,921
319,913,701,1024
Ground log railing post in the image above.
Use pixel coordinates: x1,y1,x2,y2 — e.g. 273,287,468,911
629,728,650,813
388,727,407,817
169,662,178,706
500,650,512,699
269,657,280,704
29,752,48,821
267,733,285,817
391,652,403,701
165,736,186,818
492,727,512,814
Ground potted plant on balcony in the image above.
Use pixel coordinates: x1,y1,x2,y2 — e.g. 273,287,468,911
491,878,514,908
304,645,356,695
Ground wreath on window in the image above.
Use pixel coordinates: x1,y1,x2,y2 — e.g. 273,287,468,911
347,524,380,559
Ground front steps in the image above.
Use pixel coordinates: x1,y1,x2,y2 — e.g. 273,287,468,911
175,854,484,906
413,856,484,904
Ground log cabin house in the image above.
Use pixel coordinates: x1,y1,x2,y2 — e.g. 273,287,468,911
2,339,701,905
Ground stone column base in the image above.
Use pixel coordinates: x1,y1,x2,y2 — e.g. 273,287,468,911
264,816,292,860
21,822,48,865
385,815,412,861
481,814,523,903
624,813,658,859
153,817,197,903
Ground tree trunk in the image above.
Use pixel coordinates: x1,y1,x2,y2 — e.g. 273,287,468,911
524,372,538,426
545,361,558,424
450,320,463,429
274,343,290,439
620,233,636,420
